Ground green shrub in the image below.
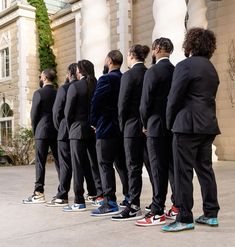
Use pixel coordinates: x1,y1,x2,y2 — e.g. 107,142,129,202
27,0,58,87
0,128,34,166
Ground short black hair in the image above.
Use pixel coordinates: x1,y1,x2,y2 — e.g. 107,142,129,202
152,37,174,53
183,27,216,59
43,68,56,82
107,50,123,66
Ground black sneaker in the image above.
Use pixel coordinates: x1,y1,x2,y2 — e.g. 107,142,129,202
145,203,152,212
112,205,144,221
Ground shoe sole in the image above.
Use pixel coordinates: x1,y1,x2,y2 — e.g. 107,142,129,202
90,210,121,217
162,226,195,232
195,221,218,227
135,221,166,227
22,200,46,204
112,215,144,221
63,208,86,212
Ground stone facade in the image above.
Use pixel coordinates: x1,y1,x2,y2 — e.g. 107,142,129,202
0,0,234,160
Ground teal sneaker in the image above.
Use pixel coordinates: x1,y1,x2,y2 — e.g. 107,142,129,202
195,215,218,227
162,221,194,232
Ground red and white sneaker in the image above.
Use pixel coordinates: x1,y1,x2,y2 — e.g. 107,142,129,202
135,212,166,227
165,205,179,220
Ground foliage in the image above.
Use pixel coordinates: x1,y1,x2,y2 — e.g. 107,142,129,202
27,0,58,87
0,128,34,166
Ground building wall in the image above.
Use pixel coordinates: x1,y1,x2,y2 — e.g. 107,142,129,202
132,0,154,67
0,22,19,132
109,0,118,50
207,0,235,160
53,20,76,86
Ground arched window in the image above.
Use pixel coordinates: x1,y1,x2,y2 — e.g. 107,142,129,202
0,102,13,145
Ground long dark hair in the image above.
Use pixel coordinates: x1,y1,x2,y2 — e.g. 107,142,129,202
77,60,97,101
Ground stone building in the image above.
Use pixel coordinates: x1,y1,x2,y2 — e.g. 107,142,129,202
0,0,235,160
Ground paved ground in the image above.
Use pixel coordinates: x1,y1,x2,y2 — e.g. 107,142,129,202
0,161,235,247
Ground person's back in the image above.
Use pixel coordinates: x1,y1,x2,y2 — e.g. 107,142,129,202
168,56,220,134
32,84,57,139
91,69,122,139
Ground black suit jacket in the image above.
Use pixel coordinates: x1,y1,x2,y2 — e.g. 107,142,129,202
118,63,147,137
166,56,220,134
53,81,73,141
140,59,174,137
31,84,57,139
64,78,96,140
91,69,122,139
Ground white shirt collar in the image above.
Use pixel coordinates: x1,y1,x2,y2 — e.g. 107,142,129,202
155,57,169,64
131,61,143,68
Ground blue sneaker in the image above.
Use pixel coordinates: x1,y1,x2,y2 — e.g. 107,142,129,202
162,221,194,232
195,215,218,227
63,203,86,212
91,200,119,216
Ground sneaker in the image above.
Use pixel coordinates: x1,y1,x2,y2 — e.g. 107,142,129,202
92,196,104,207
165,205,179,220
46,198,68,207
22,192,46,204
91,200,120,216
85,194,96,203
195,215,219,227
145,204,152,212
63,203,86,212
119,196,129,208
135,212,166,226
112,205,144,221
162,221,195,232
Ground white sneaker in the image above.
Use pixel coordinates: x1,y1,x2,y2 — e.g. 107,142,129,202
23,192,46,204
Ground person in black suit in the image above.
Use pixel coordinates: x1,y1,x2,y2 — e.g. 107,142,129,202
23,69,59,204
112,44,150,221
45,63,77,207
136,38,176,226
162,28,220,232
90,50,129,216
63,60,101,212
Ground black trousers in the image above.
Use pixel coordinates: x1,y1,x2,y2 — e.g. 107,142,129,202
96,138,129,202
147,136,172,215
70,139,96,204
173,134,220,223
34,139,59,193
56,140,72,200
124,137,143,207
143,139,154,197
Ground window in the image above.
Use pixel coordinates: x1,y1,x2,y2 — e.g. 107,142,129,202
0,102,13,145
0,0,9,11
0,47,10,79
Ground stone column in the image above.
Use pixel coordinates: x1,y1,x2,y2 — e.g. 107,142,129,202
152,0,187,65
116,0,132,71
81,0,110,77
187,0,208,29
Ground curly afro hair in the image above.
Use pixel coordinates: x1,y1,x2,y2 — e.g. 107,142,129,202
183,27,216,59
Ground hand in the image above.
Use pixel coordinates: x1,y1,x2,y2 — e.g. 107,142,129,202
91,125,96,133
142,127,147,136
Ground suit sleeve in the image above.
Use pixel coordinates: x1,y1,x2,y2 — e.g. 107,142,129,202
30,91,41,135
118,72,133,132
91,76,110,127
166,62,190,130
64,84,77,130
53,86,66,131
139,69,156,129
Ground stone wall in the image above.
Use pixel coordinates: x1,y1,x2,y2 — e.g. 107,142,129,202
207,0,235,160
